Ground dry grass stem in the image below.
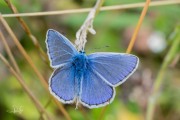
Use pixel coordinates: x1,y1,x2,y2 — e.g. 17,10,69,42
1,0,180,18
0,54,51,120
0,31,20,74
4,0,49,64
0,14,48,91
98,105,108,120
75,0,104,51
126,0,151,53
0,31,51,119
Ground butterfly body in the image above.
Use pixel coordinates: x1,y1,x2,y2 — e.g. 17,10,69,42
46,29,139,108
72,51,88,98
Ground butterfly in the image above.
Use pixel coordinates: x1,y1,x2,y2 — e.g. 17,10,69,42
46,29,139,108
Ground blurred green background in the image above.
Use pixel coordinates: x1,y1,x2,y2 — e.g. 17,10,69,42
0,0,180,120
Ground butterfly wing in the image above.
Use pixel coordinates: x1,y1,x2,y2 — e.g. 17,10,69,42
49,63,76,103
80,67,115,108
87,52,139,87
46,29,78,68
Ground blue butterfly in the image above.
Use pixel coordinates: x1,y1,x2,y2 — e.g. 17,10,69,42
46,29,139,108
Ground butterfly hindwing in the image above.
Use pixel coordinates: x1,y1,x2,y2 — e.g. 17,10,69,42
46,29,78,68
87,52,139,87
80,66,115,108
49,63,76,103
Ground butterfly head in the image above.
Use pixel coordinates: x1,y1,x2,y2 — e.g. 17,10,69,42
79,50,85,54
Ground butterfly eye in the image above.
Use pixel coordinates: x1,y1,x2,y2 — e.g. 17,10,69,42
79,51,86,54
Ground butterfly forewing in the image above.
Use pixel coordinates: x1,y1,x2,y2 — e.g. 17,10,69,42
46,29,78,68
87,52,139,87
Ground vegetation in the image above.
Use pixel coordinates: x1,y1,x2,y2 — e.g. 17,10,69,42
0,0,179,120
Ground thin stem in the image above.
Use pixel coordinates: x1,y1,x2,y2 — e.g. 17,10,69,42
0,54,51,120
1,0,180,18
146,26,180,120
0,14,48,91
75,0,104,51
94,0,105,16
126,0,151,53
98,105,108,120
0,31,53,119
4,0,49,64
0,31,20,74
39,98,52,120
0,14,71,120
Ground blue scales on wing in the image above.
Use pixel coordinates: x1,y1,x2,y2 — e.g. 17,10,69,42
49,63,76,103
87,53,139,87
46,29,78,68
80,66,115,108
